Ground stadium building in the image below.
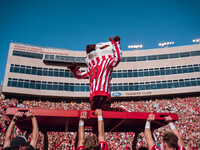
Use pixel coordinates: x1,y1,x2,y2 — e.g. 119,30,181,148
2,42,200,101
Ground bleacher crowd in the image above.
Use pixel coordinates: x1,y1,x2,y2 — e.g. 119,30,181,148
0,96,199,149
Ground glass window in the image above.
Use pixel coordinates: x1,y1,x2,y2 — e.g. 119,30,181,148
18,80,23,88
118,71,123,78
129,83,134,91
147,55,157,60
69,72,74,78
65,70,70,77
144,71,149,76
47,83,53,90
43,68,48,76
158,54,168,59
64,83,69,91
69,83,74,91
177,68,182,74
138,71,144,77
149,71,155,76
137,56,147,61
86,84,90,91
7,80,11,86
30,81,35,89
190,51,200,56
171,69,177,74
188,67,194,72
190,80,197,86
81,84,86,91
53,82,58,90
173,82,180,88
13,66,20,73
59,71,65,77
32,67,37,75
112,71,117,78
185,80,191,87
134,83,139,91
160,68,165,75
10,65,14,72
58,83,63,91
75,84,80,91
118,85,123,91
128,70,132,77
182,67,188,73
196,79,200,85
36,81,41,89
19,66,25,74
150,84,156,89
180,52,190,57
24,81,30,88
123,71,128,78
145,84,150,90
41,82,47,90
48,69,53,76
11,79,18,87
154,70,160,76
165,69,171,75
127,57,136,62
139,84,145,90
194,66,200,72
133,71,138,77
54,69,59,77
36,68,41,76
162,83,167,89
25,66,31,74
169,53,179,58
113,85,117,91
156,83,162,89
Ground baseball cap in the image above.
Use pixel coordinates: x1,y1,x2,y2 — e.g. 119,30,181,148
11,136,30,149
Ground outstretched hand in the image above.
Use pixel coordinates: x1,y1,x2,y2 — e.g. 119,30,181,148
80,111,88,121
165,116,173,123
67,61,80,71
147,114,155,122
109,36,120,42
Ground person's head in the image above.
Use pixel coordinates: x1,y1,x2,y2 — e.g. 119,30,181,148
10,136,30,150
86,44,96,54
84,134,99,150
138,147,148,150
163,132,178,150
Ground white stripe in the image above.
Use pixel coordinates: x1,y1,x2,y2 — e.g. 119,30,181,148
105,68,111,92
100,59,110,91
95,60,107,91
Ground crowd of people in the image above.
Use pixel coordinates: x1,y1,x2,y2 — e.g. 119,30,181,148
0,96,199,149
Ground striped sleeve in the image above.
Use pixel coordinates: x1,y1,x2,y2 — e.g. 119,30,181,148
99,141,108,150
110,41,122,67
71,69,89,79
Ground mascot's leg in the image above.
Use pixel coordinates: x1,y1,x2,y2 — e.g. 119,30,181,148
91,96,124,111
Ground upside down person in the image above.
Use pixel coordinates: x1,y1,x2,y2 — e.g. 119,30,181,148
68,36,128,111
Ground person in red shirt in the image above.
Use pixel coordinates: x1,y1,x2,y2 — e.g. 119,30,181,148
68,36,128,112
144,114,185,150
76,109,108,150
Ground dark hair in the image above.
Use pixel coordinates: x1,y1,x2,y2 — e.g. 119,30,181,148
138,147,148,150
84,135,99,150
163,132,178,148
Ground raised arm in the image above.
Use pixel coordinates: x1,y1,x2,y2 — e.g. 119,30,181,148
68,61,89,79
109,36,122,67
77,111,87,148
144,114,156,150
95,109,106,142
3,112,24,148
25,111,39,149
165,116,184,147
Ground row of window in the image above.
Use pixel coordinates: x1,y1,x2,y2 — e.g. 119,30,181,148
7,78,200,92
10,64,200,78
13,50,200,63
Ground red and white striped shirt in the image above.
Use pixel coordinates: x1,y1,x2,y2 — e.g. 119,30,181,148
71,41,122,101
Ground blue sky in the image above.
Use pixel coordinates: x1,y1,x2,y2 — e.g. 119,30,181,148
0,0,200,83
